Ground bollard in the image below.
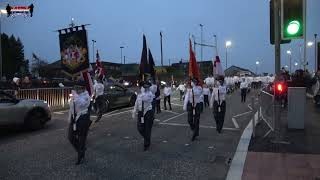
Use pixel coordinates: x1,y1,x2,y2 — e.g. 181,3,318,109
252,96,255,137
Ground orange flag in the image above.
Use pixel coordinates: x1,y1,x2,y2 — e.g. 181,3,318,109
189,39,200,81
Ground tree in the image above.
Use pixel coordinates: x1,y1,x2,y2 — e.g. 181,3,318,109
1,33,28,78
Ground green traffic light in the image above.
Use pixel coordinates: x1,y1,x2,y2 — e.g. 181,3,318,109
286,20,301,35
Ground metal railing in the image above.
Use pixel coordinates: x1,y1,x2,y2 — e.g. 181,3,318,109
3,88,73,110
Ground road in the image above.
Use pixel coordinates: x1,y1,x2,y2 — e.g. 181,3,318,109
0,90,256,180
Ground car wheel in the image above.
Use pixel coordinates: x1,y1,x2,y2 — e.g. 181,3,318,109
129,96,136,106
25,109,47,130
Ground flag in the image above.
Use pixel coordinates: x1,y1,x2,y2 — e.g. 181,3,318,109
139,35,149,81
213,56,224,76
95,50,105,80
148,48,156,81
188,39,200,81
81,70,94,97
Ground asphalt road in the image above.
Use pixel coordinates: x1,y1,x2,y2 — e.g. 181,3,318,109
0,90,257,180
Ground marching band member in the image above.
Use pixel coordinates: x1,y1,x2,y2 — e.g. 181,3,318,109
210,77,227,133
183,78,203,141
68,82,92,165
240,78,248,103
132,81,154,151
176,82,186,101
203,84,210,108
163,84,172,110
93,79,105,122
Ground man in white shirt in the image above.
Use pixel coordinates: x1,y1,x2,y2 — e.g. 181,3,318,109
132,81,154,151
176,82,186,101
210,77,227,133
149,79,157,113
163,84,172,110
183,78,203,141
203,84,210,108
240,78,248,103
93,79,105,122
68,82,92,165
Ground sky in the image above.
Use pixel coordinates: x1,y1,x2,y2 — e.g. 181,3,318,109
1,0,320,74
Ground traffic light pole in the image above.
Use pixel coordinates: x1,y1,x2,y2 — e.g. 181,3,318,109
303,0,307,71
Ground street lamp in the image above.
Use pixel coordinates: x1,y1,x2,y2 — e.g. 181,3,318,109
91,40,96,63
0,9,7,79
225,41,232,69
199,24,204,62
315,34,318,73
120,46,124,64
307,41,313,47
286,50,292,73
255,61,260,75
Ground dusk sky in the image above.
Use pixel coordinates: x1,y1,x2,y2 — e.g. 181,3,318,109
1,0,320,73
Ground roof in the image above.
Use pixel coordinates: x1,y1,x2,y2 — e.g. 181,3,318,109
225,65,255,77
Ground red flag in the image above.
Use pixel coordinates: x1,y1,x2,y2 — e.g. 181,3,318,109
214,56,224,76
81,71,94,96
95,50,105,80
189,39,200,81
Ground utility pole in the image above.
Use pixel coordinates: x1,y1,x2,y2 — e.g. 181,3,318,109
315,34,318,72
303,0,307,71
199,24,204,62
160,31,163,67
124,56,126,65
0,12,3,79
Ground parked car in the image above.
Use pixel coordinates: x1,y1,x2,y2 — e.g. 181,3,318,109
99,84,137,112
0,91,51,130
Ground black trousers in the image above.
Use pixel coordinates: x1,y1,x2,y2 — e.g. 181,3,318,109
152,99,156,113
68,114,92,155
137,110,154,147
204,95,209,107
213,101,226,132
94,96,105,120
164,95,172,110
241,88,247,102
187,102,201,137
156,99,161,113
179,90,184,101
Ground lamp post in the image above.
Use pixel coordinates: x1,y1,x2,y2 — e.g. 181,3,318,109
0,9,7,80
315,34,318,72
286,50,292,73
225,41,232,69
294,62,298,71
92,40,96,63
199,24,204,62
256,61,260,75
160,31,163,67
120,46,124,64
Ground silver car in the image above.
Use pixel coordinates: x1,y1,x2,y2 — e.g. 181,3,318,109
0,91,51,130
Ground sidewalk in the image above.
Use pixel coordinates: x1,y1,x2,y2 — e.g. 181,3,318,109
242,98,320,180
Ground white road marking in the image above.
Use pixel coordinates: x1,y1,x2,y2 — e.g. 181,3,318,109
232,111,252,118
185,144,190,146
159,122,239,131
162,140,168,143
53,110,68,114
162,112,187,123
162,110,180,115
247,104,252,110
53,112,65,115
232,118,240,129
155,119,160,122
103,109,132,118
208,146,215,149
171,103,183,107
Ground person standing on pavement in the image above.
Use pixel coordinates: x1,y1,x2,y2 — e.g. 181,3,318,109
210,77,227,133
132,81,154,151
183,78,203,141
155,81,161,114
93,79,105,122
240,78,248,103
68,82,92,165
176,82,186,101
163,84,172,110
203,84,210,108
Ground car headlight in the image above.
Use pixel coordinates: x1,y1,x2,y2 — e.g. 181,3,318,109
43,101,48,104
124,82,129,86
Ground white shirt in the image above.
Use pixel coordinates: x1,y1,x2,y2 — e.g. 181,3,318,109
150,84,157,95
240,82,248,89
210,86,226,107
203,88,210,96
164,87,172,97
94,82,104,97
183,86,203,111
132,89,153,117
68,90,91,123
177,84,186,91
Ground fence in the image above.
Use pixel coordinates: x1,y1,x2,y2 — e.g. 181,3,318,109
3,88,73,110
251,89,275,137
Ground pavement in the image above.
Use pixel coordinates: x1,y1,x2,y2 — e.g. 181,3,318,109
0,90,256,180
242,97,320,180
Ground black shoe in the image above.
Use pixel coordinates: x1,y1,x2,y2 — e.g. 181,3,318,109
143,145,149,151
191,134,196,141
75,153,84,165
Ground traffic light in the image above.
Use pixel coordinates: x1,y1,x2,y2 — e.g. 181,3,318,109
281,0,304,40
274,82,286,100
270,0,290,45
